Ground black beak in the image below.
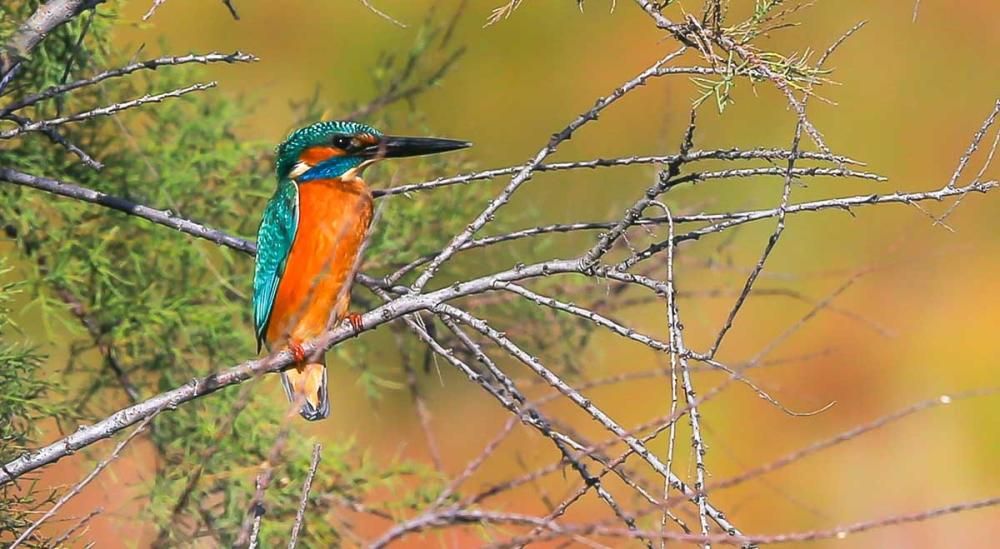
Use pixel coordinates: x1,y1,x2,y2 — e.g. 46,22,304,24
361,136,471,159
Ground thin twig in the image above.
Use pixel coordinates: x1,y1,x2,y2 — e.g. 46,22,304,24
10,413,155,548
234,418,294,547
49,507,103,547
436,303,746,537
0,51,256,117
936,99,1000,223
2,112,103,169
373,148,864,198
288,443,322,549
710,390,997,492
409,46,688,292
359,0,407,27
0,82,217,138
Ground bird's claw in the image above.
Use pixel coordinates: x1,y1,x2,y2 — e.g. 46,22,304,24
290,341,306,363
346,313,364,336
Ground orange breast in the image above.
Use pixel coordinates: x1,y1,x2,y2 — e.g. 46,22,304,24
265,178,373,347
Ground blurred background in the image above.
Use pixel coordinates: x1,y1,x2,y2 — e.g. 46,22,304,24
11,0,999,546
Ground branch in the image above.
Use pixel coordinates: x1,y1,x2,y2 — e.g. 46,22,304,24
0,157,893,272
409,46,688,292
709,391,997,493
0,82,217,139
9,413,154,548
435,303,747,537
580,497,1000,545
0,51,257,117
627,180,998,266
287,443,322,549
630,0,835,156
0,167,256,254
143,0,239,21
370,290,648,542
234,423,293,547
1,0,106,77
0,258,565,484
371,510,560,549
359,0,407,28
49,507,103,547
373,148,866,197
2,112,103,169
705,113,805,359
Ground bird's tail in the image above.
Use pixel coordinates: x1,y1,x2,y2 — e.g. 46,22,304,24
280,360,330,421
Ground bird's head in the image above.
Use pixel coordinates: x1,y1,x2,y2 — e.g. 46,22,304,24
275,120,471,182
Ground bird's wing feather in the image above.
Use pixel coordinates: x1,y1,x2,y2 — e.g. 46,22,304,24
253,179,299,350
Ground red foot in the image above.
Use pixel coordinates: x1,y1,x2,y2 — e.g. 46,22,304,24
289,341,306,363
346,313,364,336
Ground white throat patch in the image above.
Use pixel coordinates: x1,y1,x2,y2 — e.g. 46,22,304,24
340,158,379,182
288,161,311,179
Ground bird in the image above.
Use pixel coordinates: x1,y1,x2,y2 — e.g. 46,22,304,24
253,120,470,420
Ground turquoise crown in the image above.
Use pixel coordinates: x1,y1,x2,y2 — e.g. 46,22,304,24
275,120,382,180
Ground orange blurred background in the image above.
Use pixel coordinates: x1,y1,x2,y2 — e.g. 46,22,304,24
24,0,1000,546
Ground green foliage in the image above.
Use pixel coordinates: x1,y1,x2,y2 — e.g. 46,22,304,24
0,1,472,544
0,259,65,542
0,264,52,459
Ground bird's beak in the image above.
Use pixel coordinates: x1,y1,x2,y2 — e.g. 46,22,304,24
361,136,472,159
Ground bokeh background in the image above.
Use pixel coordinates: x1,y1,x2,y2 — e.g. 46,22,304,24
18,0,999,546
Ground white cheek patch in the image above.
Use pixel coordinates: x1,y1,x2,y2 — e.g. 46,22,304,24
341,158,380,182
289,161,311,179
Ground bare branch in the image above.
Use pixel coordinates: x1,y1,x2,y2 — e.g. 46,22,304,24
359,0,407,28
0,51,257,117
374,294,649,542
491,495,998,546
49,508,103,547
2,112,103,169
235,419,293,547
0,82,217,139
435,303,747,537
371,509,560,548
373,148,865,198
288,444,322,549
710,391,997,493
1,0,106,77
143,0,239,21
141,0,169,20
9,413,154,548
409,46,688,292
936,99,1000,223
0,167,256,255
705,119,804,358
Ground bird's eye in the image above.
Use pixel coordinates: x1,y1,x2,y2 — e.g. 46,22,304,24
332,135,353,150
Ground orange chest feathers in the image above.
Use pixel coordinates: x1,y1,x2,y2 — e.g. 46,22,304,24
265,178,374,345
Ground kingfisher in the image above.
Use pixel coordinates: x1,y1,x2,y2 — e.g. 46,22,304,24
253,120,470,420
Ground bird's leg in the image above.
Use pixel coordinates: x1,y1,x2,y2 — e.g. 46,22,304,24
346,313,364,336
289,340,307,364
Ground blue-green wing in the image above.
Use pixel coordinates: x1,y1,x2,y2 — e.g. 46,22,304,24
253,179,299,350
